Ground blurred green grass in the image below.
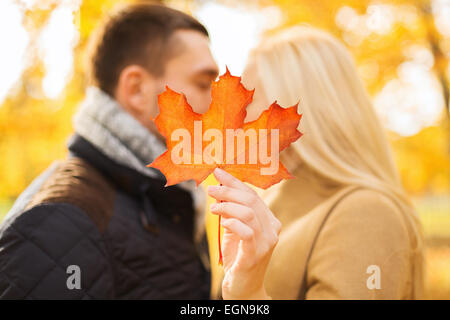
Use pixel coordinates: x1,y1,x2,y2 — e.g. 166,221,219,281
416,196,450,241
414,196,450,300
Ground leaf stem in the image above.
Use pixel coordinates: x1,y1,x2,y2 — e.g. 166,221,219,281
218,183,223,266
218,214,223,266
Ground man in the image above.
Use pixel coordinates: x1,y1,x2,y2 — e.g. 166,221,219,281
0,3,219,299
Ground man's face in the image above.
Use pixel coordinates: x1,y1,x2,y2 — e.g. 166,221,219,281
115,29,218,141
157,30,219,115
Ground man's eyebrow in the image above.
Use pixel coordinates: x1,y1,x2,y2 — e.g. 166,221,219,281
196,68,219,79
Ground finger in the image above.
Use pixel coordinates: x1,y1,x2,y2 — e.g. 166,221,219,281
210,202,261,231
271,218,282,235
221,217,255,242
213,168,254,193
207,185,255,206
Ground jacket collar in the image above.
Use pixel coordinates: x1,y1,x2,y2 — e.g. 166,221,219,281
67,133,167,198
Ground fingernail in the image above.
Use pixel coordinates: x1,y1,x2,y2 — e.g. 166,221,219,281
210,203,218,211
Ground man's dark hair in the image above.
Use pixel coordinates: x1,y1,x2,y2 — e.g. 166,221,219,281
87,3,209,96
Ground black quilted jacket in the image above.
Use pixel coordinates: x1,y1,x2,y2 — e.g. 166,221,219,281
0,134,211,299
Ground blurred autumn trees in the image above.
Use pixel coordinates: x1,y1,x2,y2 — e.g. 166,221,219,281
0,0,133,206
0,0,448,214
267,0,449,195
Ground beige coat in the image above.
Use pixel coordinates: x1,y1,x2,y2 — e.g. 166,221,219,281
261,165,425,299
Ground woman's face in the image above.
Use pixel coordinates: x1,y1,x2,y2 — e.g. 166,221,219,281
242,58,304,171
241,61,271,123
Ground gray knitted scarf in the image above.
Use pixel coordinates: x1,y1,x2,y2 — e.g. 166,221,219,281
72,86,206,244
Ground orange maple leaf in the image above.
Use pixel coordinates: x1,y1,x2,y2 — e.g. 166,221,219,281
147,69,303,266
146,68,303,190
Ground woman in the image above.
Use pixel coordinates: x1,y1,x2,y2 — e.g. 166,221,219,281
207,26,425,299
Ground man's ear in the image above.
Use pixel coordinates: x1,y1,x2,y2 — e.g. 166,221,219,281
115,65,158,120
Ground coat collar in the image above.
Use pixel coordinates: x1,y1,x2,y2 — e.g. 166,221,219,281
67,133,168,198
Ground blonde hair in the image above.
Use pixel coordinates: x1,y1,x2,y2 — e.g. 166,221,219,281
249,26,425,296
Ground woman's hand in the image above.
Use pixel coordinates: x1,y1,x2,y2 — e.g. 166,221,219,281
207,168,282,300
